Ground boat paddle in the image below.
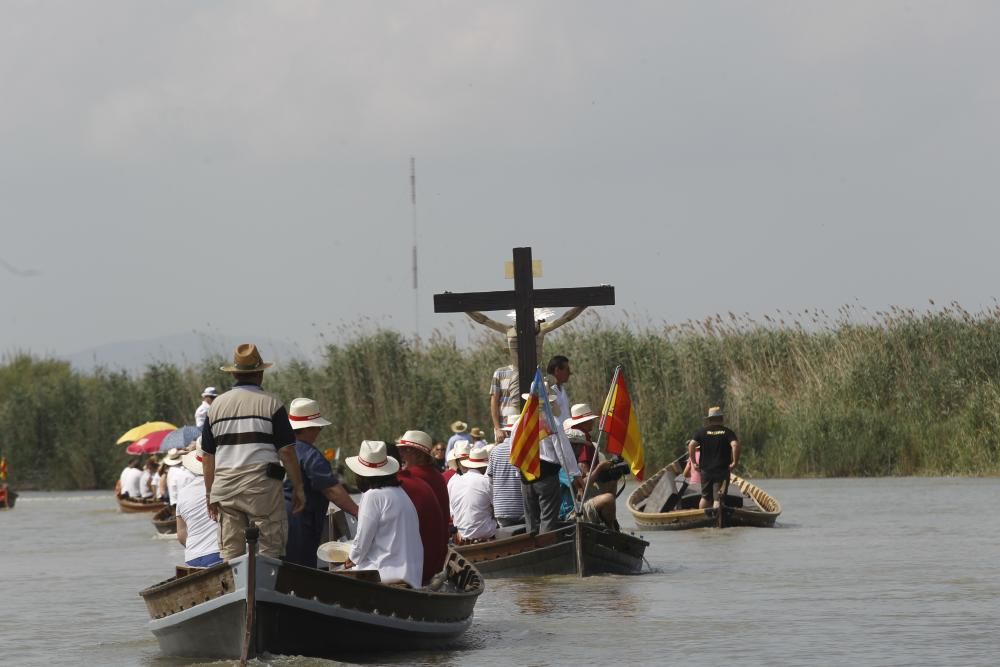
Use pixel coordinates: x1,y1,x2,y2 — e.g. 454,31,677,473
240,522,259,666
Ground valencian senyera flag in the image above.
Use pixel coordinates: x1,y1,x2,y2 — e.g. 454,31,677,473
509,368,547,482
600,369,645,480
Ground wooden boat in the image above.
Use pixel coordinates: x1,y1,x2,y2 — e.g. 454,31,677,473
627,463,781,530
117,494,168,514
139,546,484,660
152,506,177,534
0,486,16,510
455,521,648,578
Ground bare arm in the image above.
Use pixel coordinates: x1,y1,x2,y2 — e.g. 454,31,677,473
539,306,587,333
687,440,699,469
203,453,218,521
730,439,741,470
465,311,509,334
490,393,503,441
278,445,306,514
323,484,359,517
176,514,188,547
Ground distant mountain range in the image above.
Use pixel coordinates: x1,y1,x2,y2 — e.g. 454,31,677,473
63,331,316,373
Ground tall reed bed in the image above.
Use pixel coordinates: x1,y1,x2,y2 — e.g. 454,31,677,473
3,304,1000,489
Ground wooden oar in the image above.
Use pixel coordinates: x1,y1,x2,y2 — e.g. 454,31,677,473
240,523,260,666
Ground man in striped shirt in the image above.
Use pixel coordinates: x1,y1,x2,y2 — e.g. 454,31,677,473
486,416,525,526
202,343,305,561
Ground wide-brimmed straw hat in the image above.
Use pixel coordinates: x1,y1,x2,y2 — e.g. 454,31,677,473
346,440,400,478
201,386,218,398
397,430,432,454
470,427,486,439
706,406,724,419
288,397,332,430
220,343,273,373
450,421,468,433
563,403,599,430
500,414,520,433
181,442,205,476
447,440,471,462
316,540,353,564
462,445,490,469
162,448,183,467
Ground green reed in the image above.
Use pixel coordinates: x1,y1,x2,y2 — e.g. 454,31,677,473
4,303,1000,489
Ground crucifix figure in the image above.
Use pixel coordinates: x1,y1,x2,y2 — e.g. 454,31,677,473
434,247,615,438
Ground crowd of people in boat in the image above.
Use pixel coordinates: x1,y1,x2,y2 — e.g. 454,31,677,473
117,342,645,588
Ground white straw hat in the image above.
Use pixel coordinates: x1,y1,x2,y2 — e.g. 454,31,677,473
288,397,332,430
446,440,471,463
317,540,353,564
346,440,400,477
181,441,205,476
462,445,490,469
162,448,183,467
397,430,432,454
563,403,599,430
500,414,520,433
201,386,218,398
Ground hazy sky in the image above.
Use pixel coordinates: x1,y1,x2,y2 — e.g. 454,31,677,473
3,1,999,359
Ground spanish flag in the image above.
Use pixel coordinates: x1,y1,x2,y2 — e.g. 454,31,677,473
600,369,645,480
509,369,544,482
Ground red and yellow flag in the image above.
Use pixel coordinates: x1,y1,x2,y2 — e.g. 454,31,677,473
509,369,544,482
600,370,645,480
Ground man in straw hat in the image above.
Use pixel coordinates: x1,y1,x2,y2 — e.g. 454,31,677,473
175,442,222,567
195,386,219,429
445,421,472,460
487,414,525,527
563,403,600,476
450,445,497,544
164,447,195,506
283,397,359,568
201,343,306,561
344,441,423,589
687,406,741,509
387,440,448,586
397,430,449,522
443,439,470,486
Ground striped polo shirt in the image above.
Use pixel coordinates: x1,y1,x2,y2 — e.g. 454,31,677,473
489,365,521,417
201,383,295,470
486,438,525,520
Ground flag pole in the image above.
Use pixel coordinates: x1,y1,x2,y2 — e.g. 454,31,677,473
581,365,621,503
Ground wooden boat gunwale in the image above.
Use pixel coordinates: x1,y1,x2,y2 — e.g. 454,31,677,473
139,548,484,660
627,465,781,530
117,494,168,514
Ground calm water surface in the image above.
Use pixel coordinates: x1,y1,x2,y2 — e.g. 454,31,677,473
1,478,997,666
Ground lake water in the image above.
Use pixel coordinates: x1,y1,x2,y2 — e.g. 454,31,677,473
1,478,998,666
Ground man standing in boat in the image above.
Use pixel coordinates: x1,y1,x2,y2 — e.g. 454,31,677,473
687,406,741,509
201,343,306,561
284,397,359,568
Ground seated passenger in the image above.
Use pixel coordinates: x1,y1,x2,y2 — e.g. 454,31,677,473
450,445,497,544
443,440,470,487
139,458,159,499
566,429,619,530
175,445,222,567
120,459,143,498
387,442,448,586
344,441,423,588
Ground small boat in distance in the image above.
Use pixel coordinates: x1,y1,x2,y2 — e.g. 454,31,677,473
151,506,177,534
0,484,16,510
117,494,168,514
140,545,484,661
454,521,648,578
628,463,781,530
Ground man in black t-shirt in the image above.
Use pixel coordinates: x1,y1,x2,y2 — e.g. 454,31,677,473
687,406,741,509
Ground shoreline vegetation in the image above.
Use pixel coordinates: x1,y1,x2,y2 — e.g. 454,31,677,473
3,305,1000,490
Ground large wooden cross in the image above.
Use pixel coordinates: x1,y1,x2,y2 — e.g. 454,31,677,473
433,246,615,393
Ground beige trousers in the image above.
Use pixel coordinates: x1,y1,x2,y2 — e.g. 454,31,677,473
217,477,287,560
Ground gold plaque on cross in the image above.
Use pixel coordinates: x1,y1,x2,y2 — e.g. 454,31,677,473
505,260,541,279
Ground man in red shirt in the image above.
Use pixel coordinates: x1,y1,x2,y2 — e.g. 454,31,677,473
396,430,449,523
386,442,448,585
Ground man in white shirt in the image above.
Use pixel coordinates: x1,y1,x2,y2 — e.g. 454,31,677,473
344,441,423,589
194,387,218,429
139,459,159,498
547,355,573,426
121,459,144,498
175,445,222,567
163,448,196,505
450,446,496,543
